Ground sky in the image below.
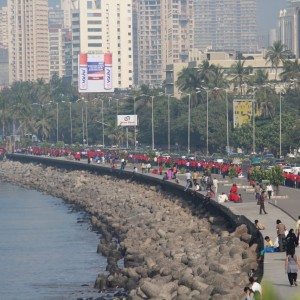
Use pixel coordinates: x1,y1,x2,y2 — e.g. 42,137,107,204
0,0,288,35
258,0,287,34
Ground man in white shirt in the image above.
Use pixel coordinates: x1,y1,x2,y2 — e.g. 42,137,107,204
218,192,228,203
249,277,262,295
184,171,192,191
213,177,219,194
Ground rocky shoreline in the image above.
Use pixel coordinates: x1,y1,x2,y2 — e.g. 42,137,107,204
0,161,259,300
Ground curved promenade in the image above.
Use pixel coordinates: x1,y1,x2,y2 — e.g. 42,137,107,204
5,154,300,298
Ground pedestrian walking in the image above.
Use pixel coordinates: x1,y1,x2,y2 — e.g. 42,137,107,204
286,229,299,255
254,183,261,201
276,219,287,252
259,191,267,215
285,249,300,286
266,183,273,199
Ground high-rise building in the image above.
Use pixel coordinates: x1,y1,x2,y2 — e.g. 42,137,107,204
7,0,50,83
61,0,73,28
135,0,162,86
0,5,8,49
289,0,300,57
194,0,258,52
278,9,293,51
161,0,194,67
48,6,66,78
71,0,133,89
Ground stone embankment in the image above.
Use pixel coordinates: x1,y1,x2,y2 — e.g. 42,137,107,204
0,161,259,300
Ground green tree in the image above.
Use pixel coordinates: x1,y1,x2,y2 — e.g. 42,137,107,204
265,41,291,81
229,59,252,94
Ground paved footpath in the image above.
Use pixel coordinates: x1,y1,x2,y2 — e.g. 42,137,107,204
13,156,300,298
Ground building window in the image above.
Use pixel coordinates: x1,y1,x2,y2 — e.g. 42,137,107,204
88,43,102,47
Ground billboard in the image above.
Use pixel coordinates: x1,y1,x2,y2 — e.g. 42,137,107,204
78,53,114,93
117,115,138,127
233,100,254,128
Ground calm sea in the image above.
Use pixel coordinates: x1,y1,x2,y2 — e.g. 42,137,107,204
0,182,107,300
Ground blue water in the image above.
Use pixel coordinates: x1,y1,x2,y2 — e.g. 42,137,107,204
0,182,107,300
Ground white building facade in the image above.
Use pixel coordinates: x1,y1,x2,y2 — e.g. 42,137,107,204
7,0,50,83
71,0,133,89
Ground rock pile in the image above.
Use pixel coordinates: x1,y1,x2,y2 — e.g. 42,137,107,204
0,161,259,299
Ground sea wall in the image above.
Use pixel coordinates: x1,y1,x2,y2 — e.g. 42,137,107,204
1,155,263,300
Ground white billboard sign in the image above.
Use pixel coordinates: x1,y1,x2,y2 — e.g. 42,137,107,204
117,115,138,127
78,52,114,93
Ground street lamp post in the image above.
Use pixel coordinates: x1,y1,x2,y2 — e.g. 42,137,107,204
252,92,256,154
69,102,73,145
167,94,171,153
56,102,59,143
85,101,88,146
101,99,104,147
279,91,282,157
151,96,155,150
225,90,229,151
180,92,191,154
188,93,191,154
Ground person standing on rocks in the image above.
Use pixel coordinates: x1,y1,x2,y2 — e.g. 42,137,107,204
285,248,300,286
249,277,262,296
276,219,287,252
184,170,192,191
212,177,219,195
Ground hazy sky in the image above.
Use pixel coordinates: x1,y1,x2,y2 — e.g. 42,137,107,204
258,0,287,33
0,0,288,35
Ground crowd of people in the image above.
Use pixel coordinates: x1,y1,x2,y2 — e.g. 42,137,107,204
9,146,300,293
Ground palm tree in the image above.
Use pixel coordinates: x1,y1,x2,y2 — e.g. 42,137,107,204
176,67,202,94
229,59,252,94
280,60,300,84
265,41,291,81
210,65,229,89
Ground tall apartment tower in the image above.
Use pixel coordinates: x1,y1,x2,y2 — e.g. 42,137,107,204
7,0,50,83
61,0,73,28
135,0,162,86
49,6,66,78
290,0,300,57
0,6,8,49
161,0,194,67
194,0,258,52
72,0,133,89
278,9,293,52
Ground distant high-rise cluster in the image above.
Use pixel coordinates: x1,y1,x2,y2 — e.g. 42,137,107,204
278,0,300,58
0,0,262,89
194,0,258,52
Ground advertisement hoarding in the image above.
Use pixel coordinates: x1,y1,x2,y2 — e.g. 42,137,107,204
233,100,254,128
78,53,114,93
117,115,138,127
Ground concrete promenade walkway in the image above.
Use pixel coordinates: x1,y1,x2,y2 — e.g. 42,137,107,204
10,156,300,299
